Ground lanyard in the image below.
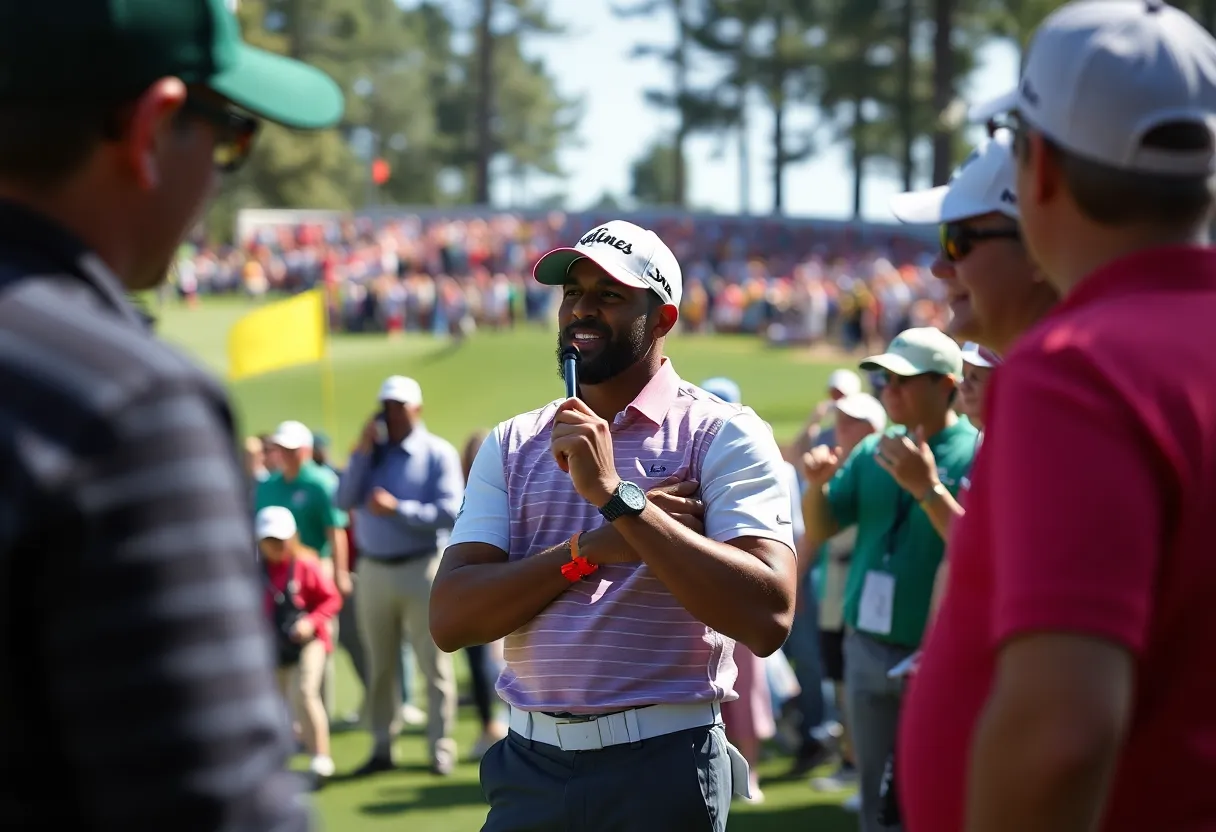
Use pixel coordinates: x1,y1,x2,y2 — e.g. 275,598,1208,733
882,490,916,566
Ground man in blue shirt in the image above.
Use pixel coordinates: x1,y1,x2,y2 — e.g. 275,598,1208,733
337,376,464,776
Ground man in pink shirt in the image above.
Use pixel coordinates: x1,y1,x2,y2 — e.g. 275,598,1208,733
429,220,798,831
899,2,1216,830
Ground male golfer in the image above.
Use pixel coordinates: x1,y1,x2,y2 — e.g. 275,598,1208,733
430,219,798,831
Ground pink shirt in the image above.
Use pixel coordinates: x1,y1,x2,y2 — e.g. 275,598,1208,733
450,360,796,713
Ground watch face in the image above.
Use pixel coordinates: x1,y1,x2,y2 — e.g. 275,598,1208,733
619,481,647,511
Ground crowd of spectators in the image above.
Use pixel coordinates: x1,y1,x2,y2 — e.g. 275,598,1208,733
171,209,945,351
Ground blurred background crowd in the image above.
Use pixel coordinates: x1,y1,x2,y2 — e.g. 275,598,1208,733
170,210,943,353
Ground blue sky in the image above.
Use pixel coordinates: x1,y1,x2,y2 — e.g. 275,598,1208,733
495,0,1020,221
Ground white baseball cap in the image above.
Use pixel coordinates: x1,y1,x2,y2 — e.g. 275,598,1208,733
379,375,423,405
533,220,684,308
270,420,313,450
971,0,1216,176
700,377,741,404
835,393,888,433
860,327,964,378
961,342,1003,368
827,369,863,397
889,131,1019,224
255,506,297,541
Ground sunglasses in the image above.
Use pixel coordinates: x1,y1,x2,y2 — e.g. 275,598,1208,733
939,222,1020,263
881,371,944,389
180,96,260,173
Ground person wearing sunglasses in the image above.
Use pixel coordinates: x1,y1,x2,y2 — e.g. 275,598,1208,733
802,327,977,832
900,3,1216,832
889,129,1057,360
0,1,343,829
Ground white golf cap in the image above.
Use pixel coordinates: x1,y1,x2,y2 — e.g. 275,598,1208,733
889,131,1019,224
533,220,684,308
860,327,964,378
971,0,1216,176
700,377,742,404
827,368,863,397
270,420,313,450
961,342,1003,368
255,506,297,541
379,375,423,405
835,393,888,433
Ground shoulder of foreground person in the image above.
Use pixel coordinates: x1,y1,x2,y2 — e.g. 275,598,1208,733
0,276,311,830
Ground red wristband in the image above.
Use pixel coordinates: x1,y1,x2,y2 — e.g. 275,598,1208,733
560,532,599,583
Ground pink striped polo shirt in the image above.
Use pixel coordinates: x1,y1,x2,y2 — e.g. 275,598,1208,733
449,359,797,714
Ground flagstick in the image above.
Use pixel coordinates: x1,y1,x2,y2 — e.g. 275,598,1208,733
319,287,339,442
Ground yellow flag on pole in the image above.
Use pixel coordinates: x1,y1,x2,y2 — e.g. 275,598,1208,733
227,289,327,381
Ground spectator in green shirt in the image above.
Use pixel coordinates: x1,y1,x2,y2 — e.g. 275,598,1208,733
801,327,978,832
256,420,351,591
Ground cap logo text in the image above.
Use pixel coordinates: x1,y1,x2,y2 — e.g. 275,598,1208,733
1020,78,1040,108
1000,188,1017,204
579,228,634,255
646,265,672,298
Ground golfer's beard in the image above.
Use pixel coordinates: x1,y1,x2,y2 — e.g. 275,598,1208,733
555,322,650,386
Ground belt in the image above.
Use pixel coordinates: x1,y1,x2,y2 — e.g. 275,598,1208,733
365,549,437,565
508,702,722,752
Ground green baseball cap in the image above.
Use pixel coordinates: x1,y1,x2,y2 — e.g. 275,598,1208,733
860,327,963,378
0,0,344,130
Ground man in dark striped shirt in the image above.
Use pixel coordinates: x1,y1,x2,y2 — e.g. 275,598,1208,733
0,1,344,828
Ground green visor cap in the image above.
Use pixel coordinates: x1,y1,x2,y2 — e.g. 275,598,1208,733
0,0,344,130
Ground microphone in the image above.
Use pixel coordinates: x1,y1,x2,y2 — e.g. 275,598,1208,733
561,346,580,400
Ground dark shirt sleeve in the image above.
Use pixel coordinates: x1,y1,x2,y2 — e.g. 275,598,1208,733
43,381,310,831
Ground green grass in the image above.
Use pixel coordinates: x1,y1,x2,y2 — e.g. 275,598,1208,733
155,296,860,831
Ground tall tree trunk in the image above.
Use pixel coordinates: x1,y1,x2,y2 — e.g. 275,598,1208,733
852,94,866,219
899,0,916,191
771,89,785,214
474,0,494,205
738,93,750,216
770,13,787,215
931,0,955,185
672,0,689,208
287,0,306,59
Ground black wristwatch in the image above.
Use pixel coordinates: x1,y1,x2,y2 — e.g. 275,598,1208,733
599,481,647,523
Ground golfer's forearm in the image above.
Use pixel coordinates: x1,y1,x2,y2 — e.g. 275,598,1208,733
802,486,839,548
615,507,795,657
429,544,574,651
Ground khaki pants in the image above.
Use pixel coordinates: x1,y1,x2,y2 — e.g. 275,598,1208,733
277,639,328,756
357,554,455,766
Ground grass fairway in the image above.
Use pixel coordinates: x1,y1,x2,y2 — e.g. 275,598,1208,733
156,297,860,832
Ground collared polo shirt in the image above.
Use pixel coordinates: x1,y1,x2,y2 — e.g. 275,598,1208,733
901,247,1216,832
336,424,464,559
448,359,796,714
256,460,348,558
826,419,978,648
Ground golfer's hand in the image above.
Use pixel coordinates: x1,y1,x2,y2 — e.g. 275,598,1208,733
648,480,705,536
551,398,620,507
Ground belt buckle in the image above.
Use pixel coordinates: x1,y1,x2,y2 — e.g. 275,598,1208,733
554,718,603,751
